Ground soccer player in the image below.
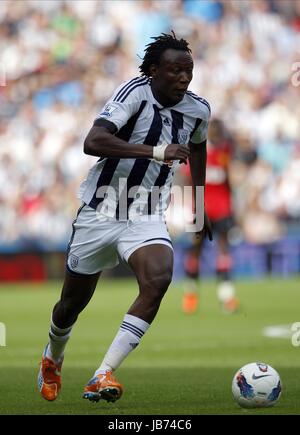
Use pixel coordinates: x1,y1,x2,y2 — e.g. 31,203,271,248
38,32,212,403
182,118,239,315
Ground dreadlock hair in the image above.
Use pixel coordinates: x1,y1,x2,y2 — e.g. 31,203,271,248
139,31,192,78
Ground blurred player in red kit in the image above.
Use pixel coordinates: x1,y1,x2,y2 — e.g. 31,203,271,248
181,118,239,314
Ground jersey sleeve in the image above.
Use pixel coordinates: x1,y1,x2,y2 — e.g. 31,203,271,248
94,79,144,131
188,96,211,144
190,119,209,144
94,99,139,132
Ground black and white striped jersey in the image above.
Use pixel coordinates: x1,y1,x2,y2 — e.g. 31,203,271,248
79,76,211,220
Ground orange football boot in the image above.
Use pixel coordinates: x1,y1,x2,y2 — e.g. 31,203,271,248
223,297,240,313
38,344,63,401
182,291,199,314
83,371,123,403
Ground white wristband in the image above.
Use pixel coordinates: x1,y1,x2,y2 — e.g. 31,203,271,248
153,143,169,161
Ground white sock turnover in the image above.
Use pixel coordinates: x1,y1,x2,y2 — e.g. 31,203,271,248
46,318,73,364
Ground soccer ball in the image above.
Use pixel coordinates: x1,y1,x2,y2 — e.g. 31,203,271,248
232,362,282,408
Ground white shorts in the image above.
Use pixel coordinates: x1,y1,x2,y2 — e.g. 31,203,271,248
67,204,173,275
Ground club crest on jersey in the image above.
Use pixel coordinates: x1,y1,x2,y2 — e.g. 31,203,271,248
177,129,189,145
99,104,117,118
70,254,79,269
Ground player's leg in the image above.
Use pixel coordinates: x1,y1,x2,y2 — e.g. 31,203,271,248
45,203,121,365
38,203,111,401
101,244,173,370
83,243,173,403
215,220,239,313
182,234,203,314
127,243,173,321
38,269,100,401
48,268,101,360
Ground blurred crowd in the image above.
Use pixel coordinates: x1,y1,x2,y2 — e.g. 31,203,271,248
0,0,300,249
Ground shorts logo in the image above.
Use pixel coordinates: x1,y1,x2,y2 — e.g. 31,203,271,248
177,129,189,145
70,254,79,269
99,104,117,118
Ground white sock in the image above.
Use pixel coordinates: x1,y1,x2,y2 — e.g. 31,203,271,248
94,314,150,376
46,318,73,364
217,281,235,303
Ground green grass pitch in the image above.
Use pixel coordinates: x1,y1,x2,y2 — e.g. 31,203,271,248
0,277,300,415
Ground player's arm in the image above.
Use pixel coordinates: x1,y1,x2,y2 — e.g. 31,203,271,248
84,119,190,163
189,139,213,241
189,139,206,189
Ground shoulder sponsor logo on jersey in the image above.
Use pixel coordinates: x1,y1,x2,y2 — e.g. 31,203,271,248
177,129,189,145
99,104,118,118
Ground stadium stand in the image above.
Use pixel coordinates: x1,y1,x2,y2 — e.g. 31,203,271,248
1,0,300,279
